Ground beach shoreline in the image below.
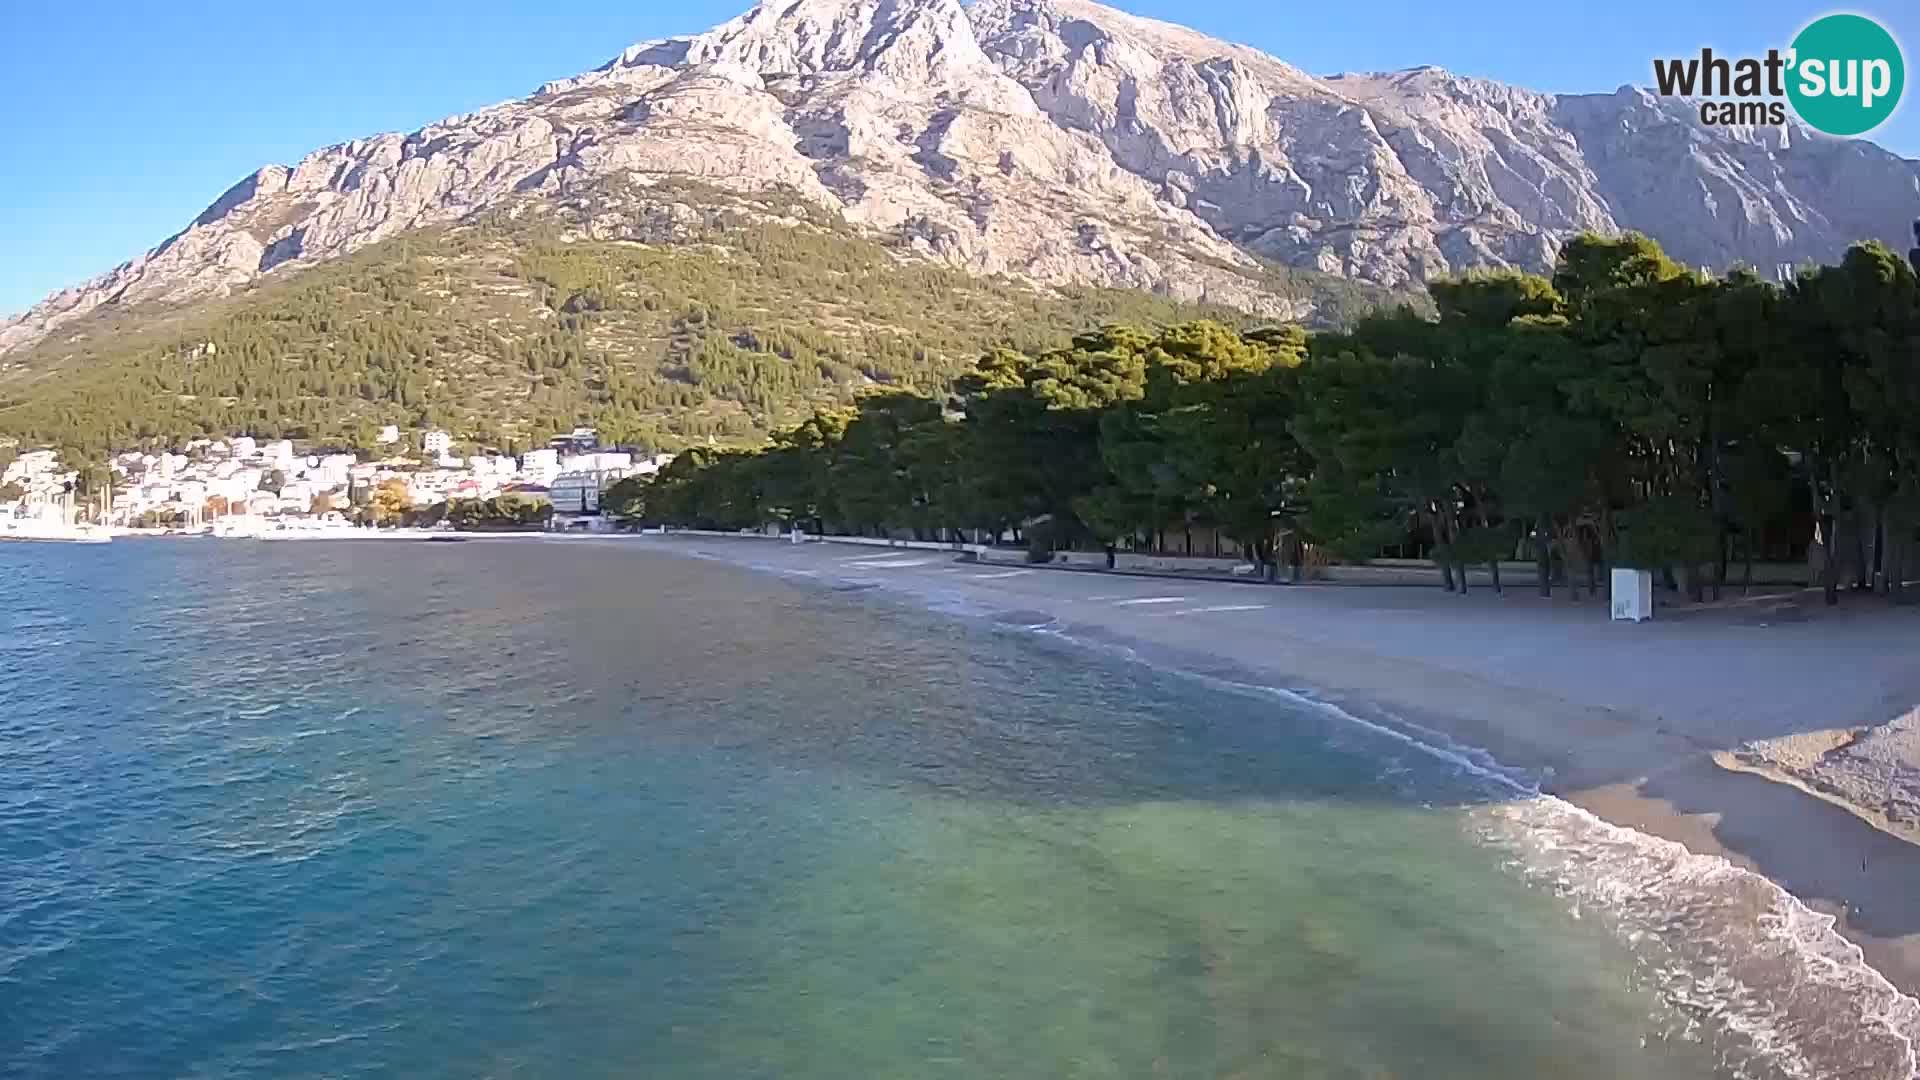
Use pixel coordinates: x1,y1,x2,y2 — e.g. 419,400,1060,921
610,531,1920,1001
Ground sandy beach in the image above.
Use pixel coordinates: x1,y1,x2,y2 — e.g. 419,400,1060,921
616,531,1920,995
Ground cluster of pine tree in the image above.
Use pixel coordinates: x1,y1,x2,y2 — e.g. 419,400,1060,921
619,233,1920,605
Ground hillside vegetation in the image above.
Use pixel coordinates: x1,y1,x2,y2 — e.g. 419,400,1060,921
0,181,1407,457
628,232,1920,607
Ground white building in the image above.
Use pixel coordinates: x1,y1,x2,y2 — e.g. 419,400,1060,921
3,450,59,484
549,467,631,515
230,436,258,458
520,448,560,486
633,452,677,477
549,471,603,515
310,454,355,490
465,455,516,494
423,430,453,457
376,425,401,446
561,451,632,474
264,441,296,469
409,469,473,506
217,467,263,504
549,427,601,454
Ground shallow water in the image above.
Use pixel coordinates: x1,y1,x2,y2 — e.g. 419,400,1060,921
0,539,1897,1077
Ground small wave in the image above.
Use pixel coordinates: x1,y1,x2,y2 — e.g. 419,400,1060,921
978,606,1920,1079
1486,797,1920,1079
1025,621,1539,794
655,539,1920,1077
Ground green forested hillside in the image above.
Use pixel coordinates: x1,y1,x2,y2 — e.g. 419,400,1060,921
0,181,1407,457
626,233,1920,606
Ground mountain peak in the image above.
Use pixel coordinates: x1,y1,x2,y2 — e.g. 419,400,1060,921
577,0,991,86
5,0,1919,358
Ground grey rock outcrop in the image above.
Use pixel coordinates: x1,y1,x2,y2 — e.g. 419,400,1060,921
6,0,1918,355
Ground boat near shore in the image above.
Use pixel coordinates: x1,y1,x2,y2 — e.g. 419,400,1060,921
0,518,112,544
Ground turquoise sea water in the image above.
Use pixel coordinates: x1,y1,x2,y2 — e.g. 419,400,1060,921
0,539,1906,1078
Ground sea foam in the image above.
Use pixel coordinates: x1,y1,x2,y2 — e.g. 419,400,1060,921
980,598,1920,1079
645,540,1920,1078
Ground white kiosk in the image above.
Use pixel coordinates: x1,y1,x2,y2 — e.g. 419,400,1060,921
1611,568,1655,622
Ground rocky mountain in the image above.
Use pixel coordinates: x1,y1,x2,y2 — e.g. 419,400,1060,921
6,0,1919,356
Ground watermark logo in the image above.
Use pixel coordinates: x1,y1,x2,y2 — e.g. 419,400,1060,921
1652,13,1904,136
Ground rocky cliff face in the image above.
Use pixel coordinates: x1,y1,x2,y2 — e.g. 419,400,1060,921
7,0,1918,354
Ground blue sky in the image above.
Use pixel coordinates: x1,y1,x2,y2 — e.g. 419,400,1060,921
2,0,1914,318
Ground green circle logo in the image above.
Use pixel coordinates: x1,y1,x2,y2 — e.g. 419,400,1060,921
1787,14,1905,136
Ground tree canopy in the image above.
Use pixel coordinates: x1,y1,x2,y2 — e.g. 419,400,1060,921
626,233,1920,605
